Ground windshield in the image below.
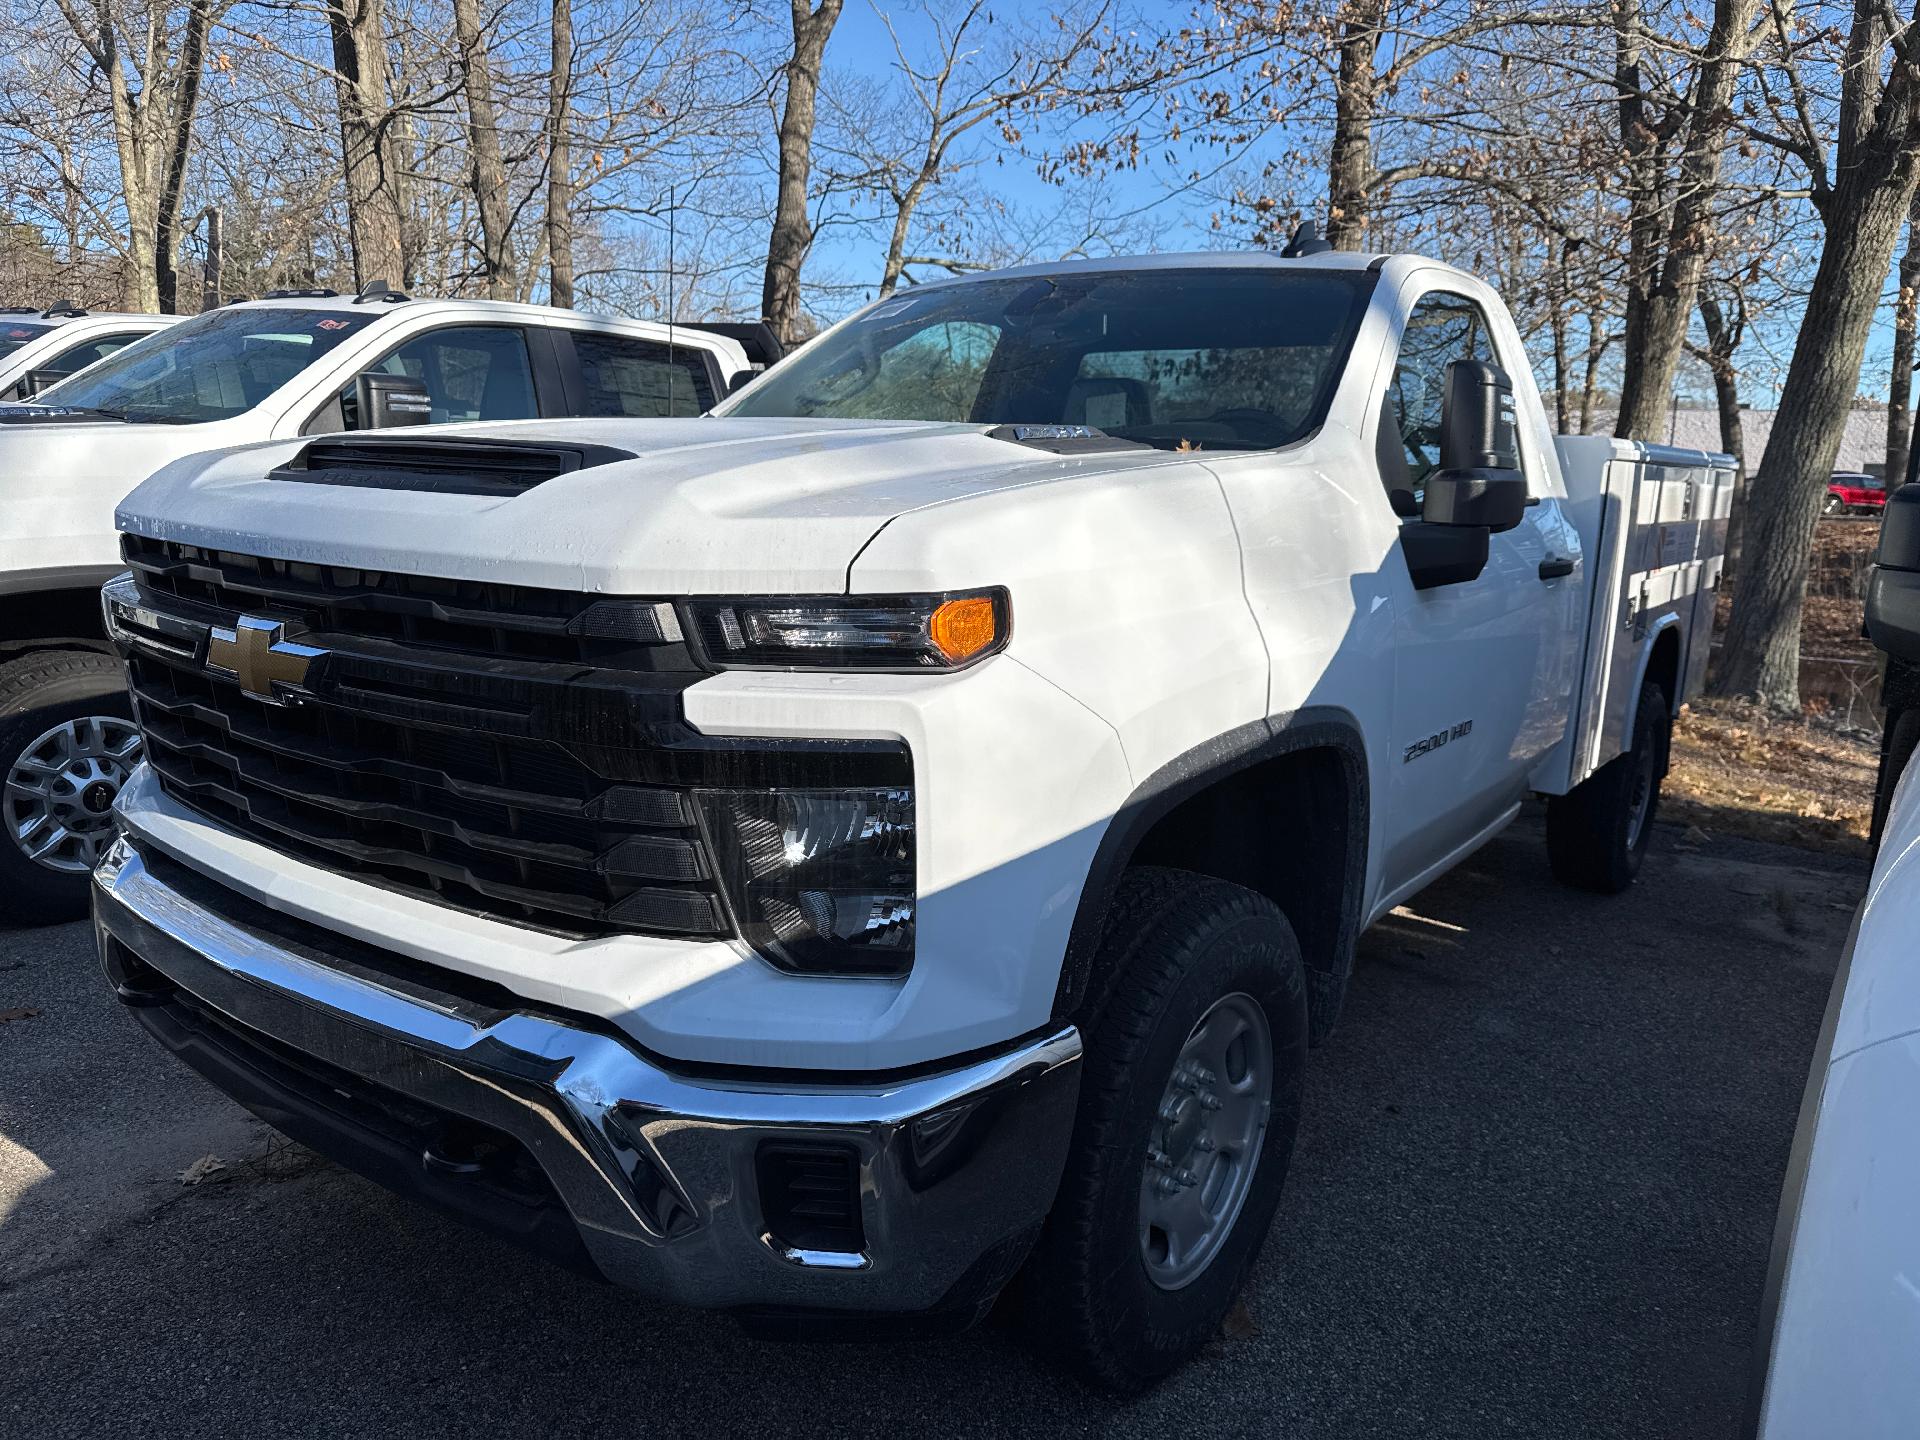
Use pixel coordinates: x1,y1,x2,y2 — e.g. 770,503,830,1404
0,320,52,359
39,307,383,423
725,266,1375,451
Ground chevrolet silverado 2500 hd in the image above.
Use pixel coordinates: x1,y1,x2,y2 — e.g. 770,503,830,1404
92,252,1729,1387
0,288,754,922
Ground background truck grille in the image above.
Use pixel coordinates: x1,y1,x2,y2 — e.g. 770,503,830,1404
119,537,909,940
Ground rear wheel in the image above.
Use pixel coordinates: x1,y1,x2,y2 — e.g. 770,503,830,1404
1546,679,1669,894
1024,867,1308,1390
0,650,140,926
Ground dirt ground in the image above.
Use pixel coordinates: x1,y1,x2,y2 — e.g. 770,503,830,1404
1688,517,1886,855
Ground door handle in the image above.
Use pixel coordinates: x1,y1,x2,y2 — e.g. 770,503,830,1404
1538,555,1575,580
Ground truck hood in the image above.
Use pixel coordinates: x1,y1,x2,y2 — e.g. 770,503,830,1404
116,416,1183,594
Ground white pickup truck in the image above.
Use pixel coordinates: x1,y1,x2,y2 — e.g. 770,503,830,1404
91,251,1728,1387
0,289,755,921
0,303,179,401
1753,482,1920,1439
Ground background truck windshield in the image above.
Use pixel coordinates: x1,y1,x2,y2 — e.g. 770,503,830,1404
0,320,52,358
726,267,1374,451
39,307,379,423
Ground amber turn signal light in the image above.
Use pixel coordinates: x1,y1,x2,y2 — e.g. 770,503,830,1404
929,595,999,663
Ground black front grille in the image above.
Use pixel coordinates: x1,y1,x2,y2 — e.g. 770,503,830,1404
119,537,909,940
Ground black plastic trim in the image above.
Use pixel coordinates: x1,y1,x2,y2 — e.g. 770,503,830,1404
107,939,604,1281
1052,708,1370,1037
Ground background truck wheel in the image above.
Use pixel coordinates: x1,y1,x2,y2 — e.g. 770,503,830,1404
1024,866,1308,1390
0,650,141,926
1546,679,1670,894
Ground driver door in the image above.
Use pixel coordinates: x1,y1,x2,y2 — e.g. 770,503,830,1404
1379,288,1580,893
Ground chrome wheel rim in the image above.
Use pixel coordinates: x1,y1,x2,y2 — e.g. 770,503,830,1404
4,716,142,874
1139,991,1273,1290
1625,741,1657,852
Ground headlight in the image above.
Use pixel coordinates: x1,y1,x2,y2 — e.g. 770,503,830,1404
684,589,1008,670
698,786,915,976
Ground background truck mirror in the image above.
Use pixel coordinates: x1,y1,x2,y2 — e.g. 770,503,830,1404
354,372,434,429
1866,482,1920,661
724,369,755,396
17,368,67,399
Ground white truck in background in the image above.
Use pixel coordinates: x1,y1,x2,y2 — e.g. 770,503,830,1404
0,288,758,922
92,248,1728,1387
1752,482,1920,1440
0,302,179,401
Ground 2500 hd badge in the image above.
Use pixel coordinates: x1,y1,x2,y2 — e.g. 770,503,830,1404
1405,719,1474,764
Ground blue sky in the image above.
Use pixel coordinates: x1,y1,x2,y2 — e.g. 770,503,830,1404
802,2,1909,418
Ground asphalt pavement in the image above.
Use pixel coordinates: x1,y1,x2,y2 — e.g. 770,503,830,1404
0,811,1855,1438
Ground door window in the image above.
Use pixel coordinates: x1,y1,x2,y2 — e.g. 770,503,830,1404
1383,293,1497,506
339,325,537,430
571,331,715,416
45,331,148,379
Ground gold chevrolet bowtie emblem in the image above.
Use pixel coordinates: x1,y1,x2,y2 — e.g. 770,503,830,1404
207,617,324,703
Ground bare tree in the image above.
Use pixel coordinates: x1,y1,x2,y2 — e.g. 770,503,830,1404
1695,288,1749,575
545,0,573,304
1716,0,1920,710
329,0,411,287
1610,0,1759,441
450,0,513,296
1887,188,1920,487
50,0,221,311
762,0,844,342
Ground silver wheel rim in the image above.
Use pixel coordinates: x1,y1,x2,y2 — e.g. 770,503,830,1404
1625,740,1657,852
4,715,142,875
1139,991,1273,1291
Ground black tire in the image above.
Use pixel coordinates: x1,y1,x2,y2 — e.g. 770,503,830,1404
0,649,139,926
1546,679,1670,894
1024,867,1308,1391
1822,494,1844,517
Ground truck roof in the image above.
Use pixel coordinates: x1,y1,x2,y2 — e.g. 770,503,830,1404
214,292,752,370
895,249,1472,289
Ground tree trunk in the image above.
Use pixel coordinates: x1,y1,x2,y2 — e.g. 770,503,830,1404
761,0,844,343
1887,193,1920,487
1325,0,1384,251
1580,314,1605,433
329,0,410,290
452,0,514,298
1698,294,1748,583
1715,155,1920,709
545,0,574,307
154,0,212,314
1614,0,1755,440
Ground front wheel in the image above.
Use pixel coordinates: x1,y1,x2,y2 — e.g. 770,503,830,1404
1546,679,1670,893
1823,494,1844,516
1023,867,1308,1390
0,650,141,926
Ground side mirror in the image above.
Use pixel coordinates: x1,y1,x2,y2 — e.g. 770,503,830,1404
1867,482,1920,660
17,368,68,400
355,372,433,429
1420,360,1527,533
724,369,755,397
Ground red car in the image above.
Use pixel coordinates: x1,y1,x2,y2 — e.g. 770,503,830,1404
1825,471,1887,515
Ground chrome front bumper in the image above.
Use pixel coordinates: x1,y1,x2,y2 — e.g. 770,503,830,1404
92,836,1083,1314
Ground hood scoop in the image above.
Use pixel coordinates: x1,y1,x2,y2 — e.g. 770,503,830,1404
271,436,636,497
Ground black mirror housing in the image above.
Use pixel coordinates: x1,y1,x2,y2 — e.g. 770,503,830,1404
1422,467,1529,533
355,372,434,429
1420,359,1528,534
1867,482,1920,661
17,368,67,400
